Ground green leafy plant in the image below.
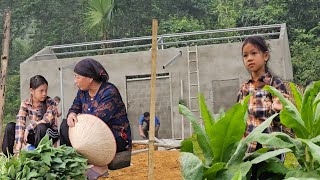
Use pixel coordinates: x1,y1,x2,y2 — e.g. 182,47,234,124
0,153,8,173
179,94,293,179
0,135,88,179
264,80,320,178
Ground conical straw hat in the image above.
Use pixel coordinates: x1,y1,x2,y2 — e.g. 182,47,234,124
69,114,116,166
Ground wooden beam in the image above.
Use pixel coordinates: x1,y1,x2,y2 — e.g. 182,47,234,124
0,9,11,147
148,19,158,180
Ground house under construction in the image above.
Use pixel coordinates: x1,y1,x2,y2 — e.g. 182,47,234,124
20,23,293,140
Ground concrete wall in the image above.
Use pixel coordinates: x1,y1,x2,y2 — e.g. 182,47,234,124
20,38,293,140
126,76,172,140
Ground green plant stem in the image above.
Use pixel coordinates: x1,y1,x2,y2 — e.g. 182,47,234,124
305,147,311,171
310,154,314,170
304,161,310,172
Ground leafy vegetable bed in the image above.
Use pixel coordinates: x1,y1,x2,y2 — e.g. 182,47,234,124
0,136,88,180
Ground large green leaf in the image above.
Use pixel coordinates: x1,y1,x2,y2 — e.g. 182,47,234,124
257,158,288,176
22,165,30,178
285,169,320,178
284,152,300,169
8,164,15,178
231,171,242,180
301,81,320,136
211,102,247,163
203,162,225,179
199,94,215,139
192,134,206,163
245,113,278,143
313,92,320,136
38,135,51,147
263,85,297,112
289,82,303,111
299,139,320,163
180,138,193,153
41,152,52,166
26,170,39,179
250,148,292,164
227,113,277,166
250,133,293,149
216,161,252,180
180,152,203,180
179,104,213,166
310,135,320,144
264,85,309,138
224,141,247,167
271,132,305,160
280,109,309,138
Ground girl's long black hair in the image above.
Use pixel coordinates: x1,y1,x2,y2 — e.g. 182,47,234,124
242,36,270,72
30,75,48,119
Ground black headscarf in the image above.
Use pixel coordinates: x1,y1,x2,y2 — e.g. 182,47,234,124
74,58,109,82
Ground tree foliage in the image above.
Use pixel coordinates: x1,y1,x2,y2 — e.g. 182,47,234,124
83,0,116,40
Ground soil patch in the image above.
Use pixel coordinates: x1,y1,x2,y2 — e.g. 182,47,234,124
103,150,182,180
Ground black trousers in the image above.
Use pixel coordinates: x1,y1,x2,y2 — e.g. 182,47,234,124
2,122,54,156
60,118,128,153
143,124,159,138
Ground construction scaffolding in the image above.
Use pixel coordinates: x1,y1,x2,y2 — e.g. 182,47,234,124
30,24,286,59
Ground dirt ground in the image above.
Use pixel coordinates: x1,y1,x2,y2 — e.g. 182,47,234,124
102,145,182,180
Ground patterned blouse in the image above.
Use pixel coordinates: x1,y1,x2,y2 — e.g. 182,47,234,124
15,97,58,143
68,81,132,148
237,72,287,152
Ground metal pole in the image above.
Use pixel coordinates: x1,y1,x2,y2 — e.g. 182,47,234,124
162,51,182,69
169,73,174,139
59,67,65,120
180,80,184,140
187,47,192,136
160,36,164,50
148,19,158,180
58,63,76,120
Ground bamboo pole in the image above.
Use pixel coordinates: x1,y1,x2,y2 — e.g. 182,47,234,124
134,141,180,149
148,19,158,180
132,148,149,155
0,9,11,147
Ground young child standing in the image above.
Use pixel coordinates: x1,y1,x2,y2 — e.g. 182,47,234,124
237,36,288,178
53,96,62,118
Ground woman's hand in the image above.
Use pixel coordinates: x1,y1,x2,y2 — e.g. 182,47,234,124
15,141,22,155
272,93,290,111
67,112,78,127
24,129,29,143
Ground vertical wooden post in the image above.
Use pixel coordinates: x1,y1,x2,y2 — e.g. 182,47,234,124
0,9,11,146
148,19,158,180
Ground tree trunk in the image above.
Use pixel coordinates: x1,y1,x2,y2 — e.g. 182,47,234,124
0,9,11,148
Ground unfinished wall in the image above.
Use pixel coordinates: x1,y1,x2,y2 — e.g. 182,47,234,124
126,75,172,140
20,38,292,140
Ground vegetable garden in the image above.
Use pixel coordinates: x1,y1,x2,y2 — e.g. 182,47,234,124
1,81,319,179
179,81,320,179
